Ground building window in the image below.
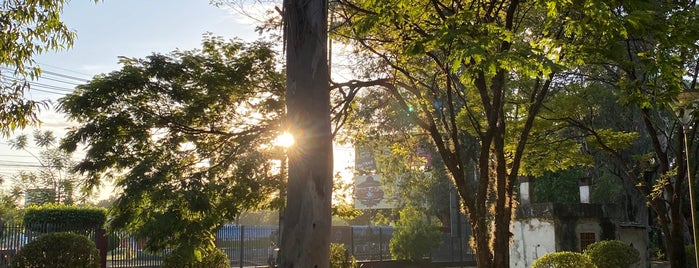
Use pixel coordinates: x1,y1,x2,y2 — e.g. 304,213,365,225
580,232,596,251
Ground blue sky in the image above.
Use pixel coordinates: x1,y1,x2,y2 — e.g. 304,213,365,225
38,0,260,76
0,0,262,179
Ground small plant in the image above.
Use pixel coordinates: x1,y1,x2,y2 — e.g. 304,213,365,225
389,207,441,262
532,251,595,268
330,243,357,268
162,248,229,268
12,232,99,268
583,240,639,268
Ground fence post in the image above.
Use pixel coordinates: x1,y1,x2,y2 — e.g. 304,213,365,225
379,227,383,261
97,228,107,268
350,227,354,257
239,226,244,268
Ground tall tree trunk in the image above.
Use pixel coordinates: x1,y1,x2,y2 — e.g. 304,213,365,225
640,109,689,268
280,0,332,267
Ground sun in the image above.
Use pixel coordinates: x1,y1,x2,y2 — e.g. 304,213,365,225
274,132,295,148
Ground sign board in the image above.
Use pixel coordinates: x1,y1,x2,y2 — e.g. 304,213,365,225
353,174,395,209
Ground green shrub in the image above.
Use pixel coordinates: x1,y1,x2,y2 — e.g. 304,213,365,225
12,232,99,268
23,203,106,232
331,243,357,268
532,251,595,268
389,207,442,262
584,240,639,268
162,248,230,268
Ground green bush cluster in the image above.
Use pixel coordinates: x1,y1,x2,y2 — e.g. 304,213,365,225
389,207,442,262
532,251,595,268
12,232,99,268
533,240,640,268
330,243,357,268
584,240,640,268
161,248,230,268
23,203,106,232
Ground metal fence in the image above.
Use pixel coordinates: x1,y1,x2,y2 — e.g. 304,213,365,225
0,223,103,268
0,224,473,268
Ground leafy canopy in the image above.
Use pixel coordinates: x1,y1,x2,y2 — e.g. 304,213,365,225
0,0,98,136
58,35,285,263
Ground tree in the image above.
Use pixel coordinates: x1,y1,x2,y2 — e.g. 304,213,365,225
333,1,617,266
389,207,441,262
58,36,286,263
557,2,699,266
0,0,98,136
8,130,85,205
280,0,333,266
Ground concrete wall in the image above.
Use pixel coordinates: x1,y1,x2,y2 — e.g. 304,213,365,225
510,218,556,268
619,226,648,268
511,203,632,268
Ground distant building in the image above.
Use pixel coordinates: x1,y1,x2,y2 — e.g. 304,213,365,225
510,177,647,268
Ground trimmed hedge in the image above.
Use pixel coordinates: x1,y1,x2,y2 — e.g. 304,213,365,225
532,251,595,268
23,203,106,232
584,240,640,268
12,232,99,268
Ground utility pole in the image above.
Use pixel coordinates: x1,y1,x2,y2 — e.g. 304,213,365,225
280,0,332,267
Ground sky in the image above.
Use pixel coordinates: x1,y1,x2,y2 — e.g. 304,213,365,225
0,0,355,200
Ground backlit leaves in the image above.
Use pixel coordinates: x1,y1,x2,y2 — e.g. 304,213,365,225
58,36,284,262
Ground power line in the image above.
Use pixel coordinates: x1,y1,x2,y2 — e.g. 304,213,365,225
1,67,89,85
0,155,38,158
0,163,44,168
40,70,91,83
1,75,75,92
36,62,93,78
0,75,74,96
38,75,83,86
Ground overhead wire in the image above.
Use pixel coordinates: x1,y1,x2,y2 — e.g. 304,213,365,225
0,64,94,177
36,62,93,78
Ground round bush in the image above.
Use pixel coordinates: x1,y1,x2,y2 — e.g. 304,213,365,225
162,248,229,268
532,251,595,268
584,240,640,268
13,232,99,268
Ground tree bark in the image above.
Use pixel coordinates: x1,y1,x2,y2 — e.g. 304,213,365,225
280,0,332,267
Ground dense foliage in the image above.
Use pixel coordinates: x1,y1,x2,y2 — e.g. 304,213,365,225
58,35,285,262
23,204,106,232
333,0,699,266
584,240,640,268
12,232,99,268
389,207,441,262
532,251,595,268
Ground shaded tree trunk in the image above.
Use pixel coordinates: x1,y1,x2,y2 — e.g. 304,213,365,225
640,109,688,268
280,0,332,267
